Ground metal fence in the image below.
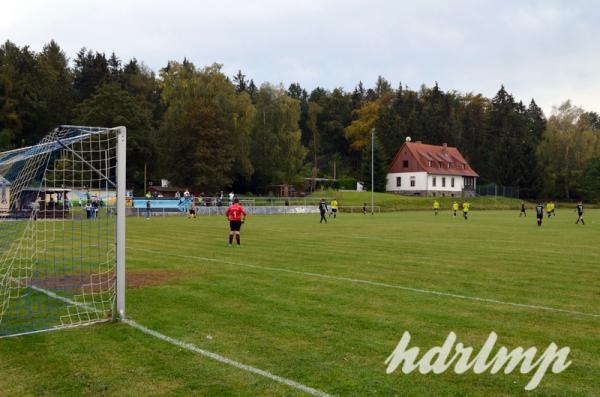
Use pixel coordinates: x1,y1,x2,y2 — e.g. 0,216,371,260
127,204,381,217
476,184,520,198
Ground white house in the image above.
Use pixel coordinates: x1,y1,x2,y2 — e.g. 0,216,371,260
386,140,478,197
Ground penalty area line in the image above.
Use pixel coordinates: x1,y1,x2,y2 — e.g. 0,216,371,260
129,247,600,320
122,318,332,397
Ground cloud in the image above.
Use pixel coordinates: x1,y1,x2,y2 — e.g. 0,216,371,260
2,0,599,114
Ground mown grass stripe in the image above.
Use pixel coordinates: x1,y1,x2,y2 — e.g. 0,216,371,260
129,247,600,319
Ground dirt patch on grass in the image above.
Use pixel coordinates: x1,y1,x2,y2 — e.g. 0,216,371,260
27,270,189,292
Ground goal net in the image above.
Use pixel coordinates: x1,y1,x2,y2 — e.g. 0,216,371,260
0,126,126,337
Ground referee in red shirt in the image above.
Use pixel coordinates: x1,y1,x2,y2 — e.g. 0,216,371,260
225,197,247,246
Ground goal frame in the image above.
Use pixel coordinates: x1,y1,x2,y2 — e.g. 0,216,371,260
0,125,127,337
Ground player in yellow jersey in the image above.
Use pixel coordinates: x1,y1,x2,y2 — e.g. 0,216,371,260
330,199,338,218
462,200,470,220
546,201,552,218
452,201,459,217
433,200,440,216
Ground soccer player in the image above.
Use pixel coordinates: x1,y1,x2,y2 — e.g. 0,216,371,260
452,201,459,217
546,201,552,218
433,200,440,216
145,199,151,220
188,200,197,219
362,202,367,215
550,201,556,217
462,200,470,220
535,202,544,227
319,199,328,223
520,202,526,217
330,199,338,218
225,197,247,246
575,201,585,225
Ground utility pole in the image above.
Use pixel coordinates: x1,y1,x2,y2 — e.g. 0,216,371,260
144,162,147,195
333,158,336,181
371,128,375,215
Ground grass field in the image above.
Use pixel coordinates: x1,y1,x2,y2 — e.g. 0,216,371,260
310,191,529,211
1,209,599,396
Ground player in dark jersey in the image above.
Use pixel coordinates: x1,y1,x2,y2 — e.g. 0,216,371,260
575,201,585,225
519,202,526,217
225,198,247,246
535,202,544,227
318,199,328,223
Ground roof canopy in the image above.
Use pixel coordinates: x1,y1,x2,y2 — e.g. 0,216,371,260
388,141,479,176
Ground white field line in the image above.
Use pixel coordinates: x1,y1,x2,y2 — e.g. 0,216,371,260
122,318,331,397
13,283,332,397
129,247,600,320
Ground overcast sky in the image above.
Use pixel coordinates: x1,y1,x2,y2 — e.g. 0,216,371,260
2,0,599,115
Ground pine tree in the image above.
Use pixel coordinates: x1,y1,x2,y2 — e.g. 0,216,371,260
233,70,247,93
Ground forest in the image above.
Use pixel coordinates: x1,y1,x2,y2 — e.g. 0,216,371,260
1,40,599,200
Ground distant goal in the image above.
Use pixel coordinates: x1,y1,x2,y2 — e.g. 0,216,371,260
0,126,126,337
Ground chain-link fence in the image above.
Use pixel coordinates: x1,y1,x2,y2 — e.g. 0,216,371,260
476,184,520,198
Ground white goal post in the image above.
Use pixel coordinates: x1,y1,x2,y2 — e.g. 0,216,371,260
0,125,126,337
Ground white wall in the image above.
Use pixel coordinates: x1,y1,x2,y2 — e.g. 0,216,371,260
427,174,464,193
386,172,428,192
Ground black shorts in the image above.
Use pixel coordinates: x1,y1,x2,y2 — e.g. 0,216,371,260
332,208,337,213
537,214,543,220
189,209,196,214
230,220,242,231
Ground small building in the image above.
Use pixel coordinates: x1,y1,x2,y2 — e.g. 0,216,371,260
386,140,478,197
0,176,10,212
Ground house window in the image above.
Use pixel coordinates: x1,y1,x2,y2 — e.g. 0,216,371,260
410,176,415,187
448,162,452,168
438,162,443,168
432,177,436,187
396,177,401,187
451,177,455,188
403,160,409,168
442,177,446,187
428,160,432,167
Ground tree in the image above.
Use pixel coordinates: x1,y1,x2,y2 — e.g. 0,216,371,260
0,41,46,148
74,83,156,192
537,101,600,199
486,86,531,187
159,62,255,192
36,40,75,135
581,157,600,202
249,83,306,189
233,70,247,93
73,48,109,101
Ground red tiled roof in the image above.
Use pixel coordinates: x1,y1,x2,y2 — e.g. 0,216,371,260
388,142,479,176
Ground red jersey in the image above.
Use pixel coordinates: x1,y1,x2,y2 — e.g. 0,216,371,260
226,204,246,221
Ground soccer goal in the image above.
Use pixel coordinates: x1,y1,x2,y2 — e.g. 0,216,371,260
0,126,126,337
